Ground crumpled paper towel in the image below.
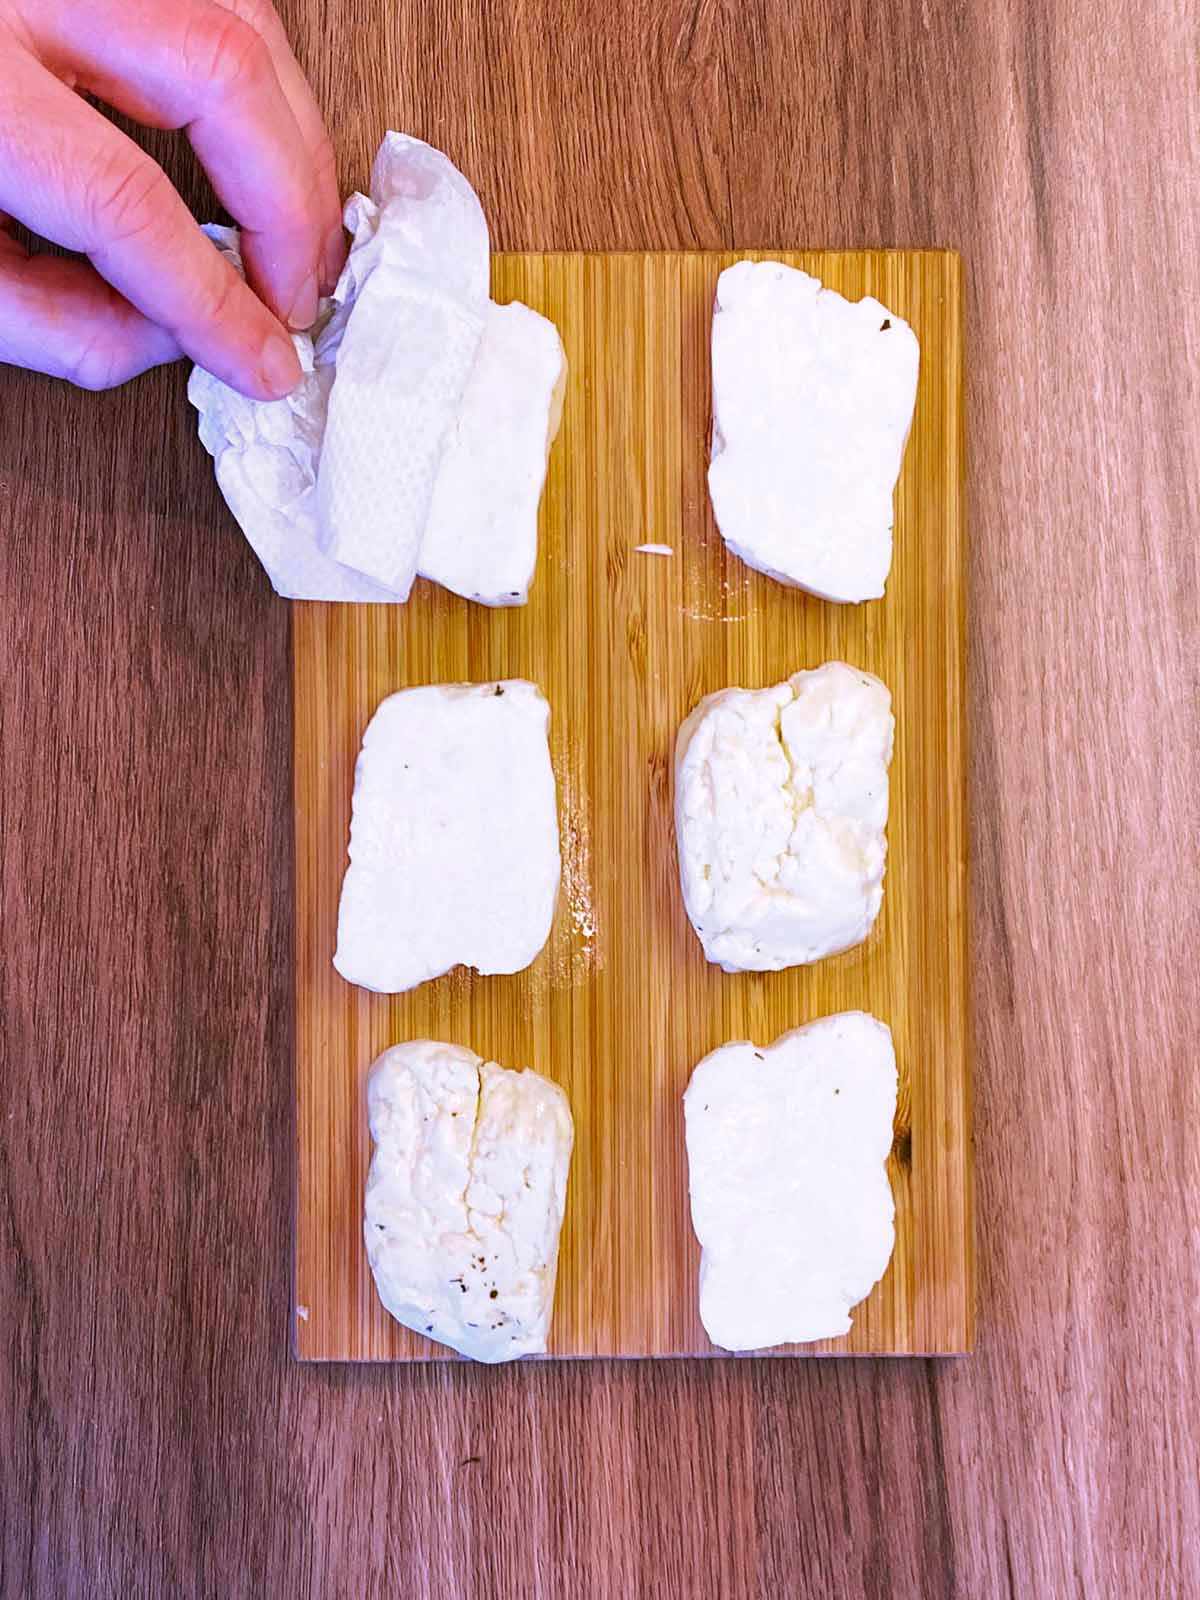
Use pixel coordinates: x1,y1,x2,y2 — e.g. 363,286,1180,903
189,134,563,607
314,133,490,597
187,226,400,602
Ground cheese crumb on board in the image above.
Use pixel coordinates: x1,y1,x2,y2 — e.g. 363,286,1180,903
334,681,561,993
708,260,919,602
684,1012,897,1350
418,300,567,606
365,1040,573,1362
675,661,893,972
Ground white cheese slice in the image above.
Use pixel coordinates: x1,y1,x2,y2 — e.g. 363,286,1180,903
708,260,919,602
684,1012,897,1350
315,133,491,596
334,680,561,993
417,300,567,606
365,1039,573,1362
675,661,893,971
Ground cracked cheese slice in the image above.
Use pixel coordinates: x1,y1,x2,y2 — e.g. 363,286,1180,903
334,681,561,994
365,1040,574,1362
684,1013,897,1350
675,661,893,972
708,260,919,602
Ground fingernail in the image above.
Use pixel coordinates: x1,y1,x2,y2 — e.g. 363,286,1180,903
259,329,301,398
286,271,319,331
320,225,347,295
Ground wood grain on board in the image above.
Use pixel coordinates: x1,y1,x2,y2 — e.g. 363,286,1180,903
2,0,1197,1594
293,249,970,1360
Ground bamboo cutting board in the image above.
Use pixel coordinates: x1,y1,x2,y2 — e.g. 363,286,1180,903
293,250,970,1359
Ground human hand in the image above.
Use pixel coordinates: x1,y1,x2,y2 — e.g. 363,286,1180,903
0,0,346,398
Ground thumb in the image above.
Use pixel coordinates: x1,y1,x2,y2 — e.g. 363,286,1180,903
0,229,181,390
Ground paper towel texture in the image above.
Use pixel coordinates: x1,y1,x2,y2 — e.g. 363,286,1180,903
315,134,490,597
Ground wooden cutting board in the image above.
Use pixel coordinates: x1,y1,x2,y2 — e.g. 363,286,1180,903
293,250,970,1360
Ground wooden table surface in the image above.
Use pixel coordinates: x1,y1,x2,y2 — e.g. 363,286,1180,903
1,2,1195,1594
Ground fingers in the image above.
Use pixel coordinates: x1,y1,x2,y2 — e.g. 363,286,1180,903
0,55,301,398
31,0,342,327
0,230,181,389
212,0,347,293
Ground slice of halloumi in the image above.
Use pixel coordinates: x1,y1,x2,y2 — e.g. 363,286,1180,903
684,1013,897,1350
334,681,561,993
675,661,893,972
365,1039,574,1362
418,300,567,606
708,260,919,602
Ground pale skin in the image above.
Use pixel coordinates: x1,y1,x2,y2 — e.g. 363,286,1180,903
0,0,346,399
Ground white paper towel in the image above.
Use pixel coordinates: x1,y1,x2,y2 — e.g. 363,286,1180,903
189,135,563,607
187,227,400,602
314,134,490,597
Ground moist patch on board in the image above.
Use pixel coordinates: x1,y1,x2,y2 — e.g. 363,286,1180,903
546,742,602,990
